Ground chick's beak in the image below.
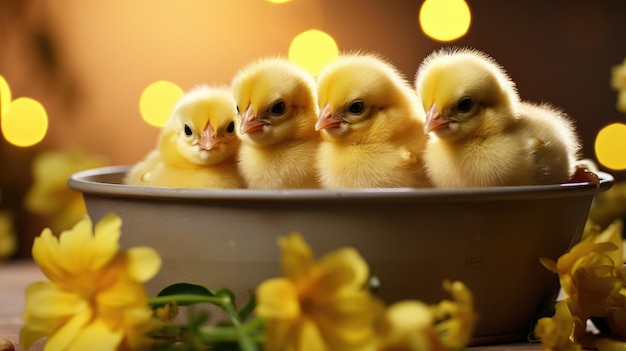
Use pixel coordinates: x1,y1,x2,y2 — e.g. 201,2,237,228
240,104,267,134
315,103,341,131
198,123,221,151
423,103,449,134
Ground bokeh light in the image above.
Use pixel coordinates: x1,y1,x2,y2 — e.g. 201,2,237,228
139,81,184,127
1,97,49,147
288,29,339,77
0,75,11,116
266,0,292,3
419,0,471,42
595,122,626,170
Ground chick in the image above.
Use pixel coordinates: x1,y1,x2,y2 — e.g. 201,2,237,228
124,85,243,188
415,48,580,188
231,57,320,189
315,53,431,189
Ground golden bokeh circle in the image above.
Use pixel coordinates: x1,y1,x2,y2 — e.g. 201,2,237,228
419,0,472,42
1,97,48,147
140,81,184,127
0,75,12,116
594,122,626,170
288,29,339,77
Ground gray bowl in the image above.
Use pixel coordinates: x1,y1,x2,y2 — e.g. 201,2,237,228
69,166,613,345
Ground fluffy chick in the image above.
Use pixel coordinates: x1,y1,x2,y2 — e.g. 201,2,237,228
124,85,243,188
315,53,431,189
415,48,580,188
231,57,320,189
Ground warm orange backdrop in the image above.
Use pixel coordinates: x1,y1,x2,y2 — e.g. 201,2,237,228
2,1,625,170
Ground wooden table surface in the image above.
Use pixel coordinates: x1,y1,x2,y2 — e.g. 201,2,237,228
0,260,541,351
0,260,45,351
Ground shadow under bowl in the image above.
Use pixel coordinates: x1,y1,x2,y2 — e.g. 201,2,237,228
69,166,614,345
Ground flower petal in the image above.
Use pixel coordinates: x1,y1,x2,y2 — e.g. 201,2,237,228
32,229,66,282
57,217,98,272
297,317,330,351
534,300,579,351
311,290,381,349
19,326,48,351
69,319,123,351
97,278,148,311
91,213,122,269
125,246,162,283
314,247,369,294
279,233,314,285
24,147,108,231
376,300,443,351
435,281,476,350
594,219,624,272
120,306,161,351
20,281,87,350
43,308,92,351
256,277,300,319
23,282,86,321
257,278,301,351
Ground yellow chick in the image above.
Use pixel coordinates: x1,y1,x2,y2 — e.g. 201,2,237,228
315,53,431,189
231,57,320,189
124,85,243,188
415,48,580,188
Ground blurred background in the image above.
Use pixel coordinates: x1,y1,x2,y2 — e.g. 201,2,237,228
1,0,626,258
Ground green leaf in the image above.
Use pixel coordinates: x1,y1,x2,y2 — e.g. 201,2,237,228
158,283,214,297
238,291,257,321
157,283,215,306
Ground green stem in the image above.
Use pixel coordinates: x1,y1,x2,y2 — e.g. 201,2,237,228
221,296,258,351
148,294,226,306
243,318,265,334
148,294,264,350
195,322,264,344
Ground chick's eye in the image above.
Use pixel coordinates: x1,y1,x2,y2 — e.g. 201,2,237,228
226,121,235,134
456,97,473,113
270,101,286,115
347,100,365,115
184,124,193,137
236,105,240,114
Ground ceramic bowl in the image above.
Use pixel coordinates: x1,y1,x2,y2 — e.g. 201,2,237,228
68,166,613,345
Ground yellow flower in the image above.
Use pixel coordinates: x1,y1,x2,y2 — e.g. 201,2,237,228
606,300,626,339
540,219,626,345
20,213,162,351
612,57,626,114
0,210,17,260
374,301,444,351
535,300,582,351
432,281,476,351
154,303,178,322
256,232,382,351
594,220,624,277
562,299,589,343
543,221,625,319
371,281,475,351
24,148,108,232
568,251,624,317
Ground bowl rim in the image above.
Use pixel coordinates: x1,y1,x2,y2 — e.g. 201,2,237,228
67,165,614,203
